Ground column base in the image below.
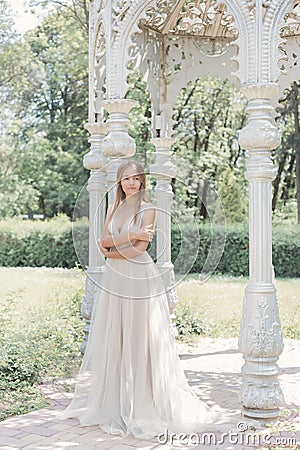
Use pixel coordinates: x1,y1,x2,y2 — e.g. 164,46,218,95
242,407,281,419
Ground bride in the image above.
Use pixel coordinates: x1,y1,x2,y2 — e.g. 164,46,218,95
60,159,217,439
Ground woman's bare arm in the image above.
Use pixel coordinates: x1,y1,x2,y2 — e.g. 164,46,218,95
100,205,136,248
99,206,156,259
101,204,154,249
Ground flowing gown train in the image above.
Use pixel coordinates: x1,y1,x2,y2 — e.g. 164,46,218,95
60,203,218,439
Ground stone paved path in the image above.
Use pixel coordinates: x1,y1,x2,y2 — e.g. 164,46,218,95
0,338,299,450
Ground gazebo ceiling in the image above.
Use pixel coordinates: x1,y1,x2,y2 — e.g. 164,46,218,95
139,0,300,40
140,0,238,41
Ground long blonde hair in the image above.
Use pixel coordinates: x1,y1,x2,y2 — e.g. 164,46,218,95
111,160,148,224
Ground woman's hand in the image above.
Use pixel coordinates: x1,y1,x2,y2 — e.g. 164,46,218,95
98,240,111,258
134,224,154,242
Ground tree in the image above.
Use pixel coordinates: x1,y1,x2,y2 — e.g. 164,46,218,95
171,76,247,220
275,80,300,223
0,0,41,216
28,0,89,34
0,0,36,99
215,166,246,223
0,3,89,217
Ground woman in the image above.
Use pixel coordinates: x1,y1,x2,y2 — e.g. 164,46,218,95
61,159,217,439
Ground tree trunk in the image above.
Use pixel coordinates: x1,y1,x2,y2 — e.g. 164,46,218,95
272,151,288,212
296,152,300,223
291,81,300,223
200,179,209,220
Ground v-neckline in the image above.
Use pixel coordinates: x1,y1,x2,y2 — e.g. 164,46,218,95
116,212,134,234
112,202,146,234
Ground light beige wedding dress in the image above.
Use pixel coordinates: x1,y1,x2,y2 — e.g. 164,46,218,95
60,203,217,438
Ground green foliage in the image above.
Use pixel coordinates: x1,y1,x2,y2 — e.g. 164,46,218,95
0,216,88,268
175,300,205,338
0,278,84,420
170,223,299,278
127,72,153,168
0,218,298,278
0,4,89,218
0,268,299,418
171,77,247,219
0,0,35,97
215,166,246,223
274,81,300,221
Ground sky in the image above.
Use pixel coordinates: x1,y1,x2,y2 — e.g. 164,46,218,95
8,0,40,33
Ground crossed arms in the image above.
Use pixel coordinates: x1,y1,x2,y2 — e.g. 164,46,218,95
98,204,156,259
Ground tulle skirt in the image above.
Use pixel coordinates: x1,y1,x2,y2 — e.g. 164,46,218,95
59,252,218,439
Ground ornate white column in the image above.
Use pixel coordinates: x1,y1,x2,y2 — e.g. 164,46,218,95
102,99,137,204
238,83,284,419
81,122,108,353
150,137,178,316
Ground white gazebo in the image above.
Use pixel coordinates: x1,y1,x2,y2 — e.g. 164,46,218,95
80,0,300,420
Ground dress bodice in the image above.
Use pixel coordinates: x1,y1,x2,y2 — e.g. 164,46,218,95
108,203,150,250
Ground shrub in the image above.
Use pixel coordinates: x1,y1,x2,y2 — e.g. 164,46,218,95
175,301,205,337
0,216,87,269
0,217,298,277
170,223,299,278
0,284,84,420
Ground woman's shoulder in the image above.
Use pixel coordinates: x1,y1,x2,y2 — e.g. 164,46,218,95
141,201,156,212
106,204,115,220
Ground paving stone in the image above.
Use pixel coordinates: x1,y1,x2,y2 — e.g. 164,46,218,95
0,436,26,447
16,426,57,438
0,429,23,438
0,446,17,450
0,338,299,450
109,445,138,450
22,434,47,444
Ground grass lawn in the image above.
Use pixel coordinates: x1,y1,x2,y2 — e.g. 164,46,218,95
0,267,299,338
175,274,300,338
0,267,299,420
0,266,85,308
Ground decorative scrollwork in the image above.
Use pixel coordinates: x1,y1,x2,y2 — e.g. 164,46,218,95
94,25,106,120
280,0,300,37
112,0,133,32
242,295,283,357
143,0,238,40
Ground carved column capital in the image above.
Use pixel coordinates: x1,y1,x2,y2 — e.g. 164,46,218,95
83,122,108,170
238,83,280,182
150,137,176,150
240,83,279,101
102,99,137,158
102,99,137,115
150,138,177,182
85,122,108,135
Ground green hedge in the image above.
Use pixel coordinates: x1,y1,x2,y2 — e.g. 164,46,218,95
0,217,88,269
169,223,299,277
0,218,299,277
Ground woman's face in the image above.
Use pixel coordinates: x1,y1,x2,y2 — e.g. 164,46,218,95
120,165,142,198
